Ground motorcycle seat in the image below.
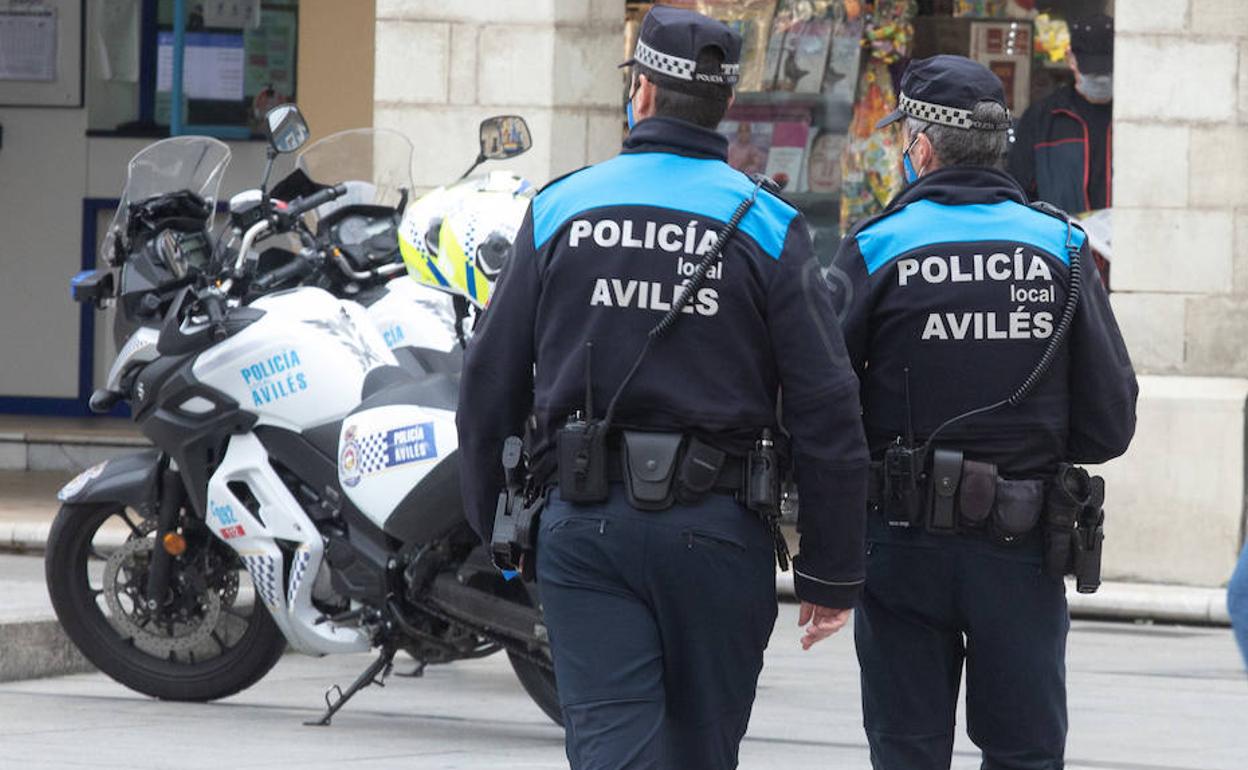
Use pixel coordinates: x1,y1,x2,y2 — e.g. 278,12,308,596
357,365,458,413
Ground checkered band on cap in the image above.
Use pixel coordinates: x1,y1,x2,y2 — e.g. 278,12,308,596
900,93,1011,131
633,39,738,85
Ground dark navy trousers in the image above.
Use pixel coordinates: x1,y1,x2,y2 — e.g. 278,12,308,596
536,486,778,770
855,517,1069,770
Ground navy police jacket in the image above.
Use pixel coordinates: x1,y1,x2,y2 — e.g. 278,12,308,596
828,166,1137,475
458,117,870,607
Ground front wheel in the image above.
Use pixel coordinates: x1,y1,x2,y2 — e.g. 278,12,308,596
45,503,287,701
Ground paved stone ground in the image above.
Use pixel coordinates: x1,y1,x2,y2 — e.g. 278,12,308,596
0,590,1242,770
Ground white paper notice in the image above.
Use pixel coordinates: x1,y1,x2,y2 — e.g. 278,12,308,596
156,31,244,101
0,7,58,82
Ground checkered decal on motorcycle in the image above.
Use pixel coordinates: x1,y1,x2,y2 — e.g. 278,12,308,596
241,554,282,610
357,432,390,474
287,548,312,608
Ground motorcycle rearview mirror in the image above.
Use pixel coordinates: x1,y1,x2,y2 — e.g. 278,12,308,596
265,104,310,155
458,115,532,180
259,104,311,201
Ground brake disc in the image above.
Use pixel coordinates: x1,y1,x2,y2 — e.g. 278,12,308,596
101,531,222,657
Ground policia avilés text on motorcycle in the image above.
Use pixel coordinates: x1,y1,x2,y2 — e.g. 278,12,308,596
826,55,1138,770
457,6,870,769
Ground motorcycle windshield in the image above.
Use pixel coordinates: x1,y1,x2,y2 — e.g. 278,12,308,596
296,128,415,226
102,136,231,265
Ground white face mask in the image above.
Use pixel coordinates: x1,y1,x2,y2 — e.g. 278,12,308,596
1076,72,1113,103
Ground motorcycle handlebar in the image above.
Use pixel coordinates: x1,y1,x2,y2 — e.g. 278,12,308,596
253,252,315,293
286,183,348,219
199,288,229,341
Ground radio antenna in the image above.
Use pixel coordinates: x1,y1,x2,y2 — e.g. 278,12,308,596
583,342,594,420
903,366,915,448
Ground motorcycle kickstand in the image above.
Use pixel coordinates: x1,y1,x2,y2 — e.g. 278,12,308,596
304,645,397,727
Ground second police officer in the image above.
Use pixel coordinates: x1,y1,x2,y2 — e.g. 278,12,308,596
457,6,869,769
827,55,1138,770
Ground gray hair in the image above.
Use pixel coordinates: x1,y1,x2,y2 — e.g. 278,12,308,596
905,100,1011,170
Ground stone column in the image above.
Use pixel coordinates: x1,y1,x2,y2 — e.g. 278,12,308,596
1113,0,1247,374
373,0,624,190
1098,0,1248,587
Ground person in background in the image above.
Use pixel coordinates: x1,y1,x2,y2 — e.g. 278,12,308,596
1008,13,1114,215
1230,543,1248,672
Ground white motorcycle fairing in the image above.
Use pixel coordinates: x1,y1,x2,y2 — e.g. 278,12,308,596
337,402,459,531
366,276,460,354
205,433,368,654
194,287,395,655
193,288,395,431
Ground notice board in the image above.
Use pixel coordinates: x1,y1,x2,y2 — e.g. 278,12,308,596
0,0,83,106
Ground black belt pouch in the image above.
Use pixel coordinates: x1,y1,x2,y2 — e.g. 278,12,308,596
621,431,684,511
928,448,963,533
991,479,1045,543
958,459,997,529
675,438,726,504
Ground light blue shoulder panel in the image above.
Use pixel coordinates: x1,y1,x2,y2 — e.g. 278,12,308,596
855,199,1086,276
532,152,797,259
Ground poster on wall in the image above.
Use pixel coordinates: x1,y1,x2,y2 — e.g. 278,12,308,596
244,6,296,129
0,6,57,81
0,0,82,106
763,14,833,93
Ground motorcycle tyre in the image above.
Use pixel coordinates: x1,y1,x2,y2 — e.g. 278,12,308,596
46,503,287,702
507,651,562,726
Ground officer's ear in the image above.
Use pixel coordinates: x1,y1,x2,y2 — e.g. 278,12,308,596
633,73,659,122
913,131,938,173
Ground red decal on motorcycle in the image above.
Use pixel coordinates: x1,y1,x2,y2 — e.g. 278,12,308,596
220,525,246,539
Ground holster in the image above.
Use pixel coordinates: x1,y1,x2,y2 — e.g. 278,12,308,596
1042,464,1086,578
490,486,545,581
1074,475,1106,594
1041,464,1106,593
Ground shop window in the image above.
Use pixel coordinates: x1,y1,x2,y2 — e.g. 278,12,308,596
625,0,1114,257
87,0,298,138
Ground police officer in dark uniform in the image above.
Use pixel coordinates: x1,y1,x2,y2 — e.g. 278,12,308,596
827,56,1138,770
458,7,869,769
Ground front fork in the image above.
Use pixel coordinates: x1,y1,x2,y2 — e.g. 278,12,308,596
144,465,185,611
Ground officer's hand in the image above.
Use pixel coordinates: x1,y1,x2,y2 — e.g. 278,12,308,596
798,603,851,650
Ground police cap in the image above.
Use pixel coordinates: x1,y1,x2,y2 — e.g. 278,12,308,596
876,54,1012,131
1069,14,1114,75
620,5,742,93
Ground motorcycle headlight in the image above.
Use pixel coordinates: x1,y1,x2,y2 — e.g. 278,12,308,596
156,230,188,278
155,229,212,279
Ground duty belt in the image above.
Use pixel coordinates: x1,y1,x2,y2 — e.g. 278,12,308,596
867,453,1046,542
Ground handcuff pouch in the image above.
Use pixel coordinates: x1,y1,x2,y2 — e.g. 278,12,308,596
621,431,683,511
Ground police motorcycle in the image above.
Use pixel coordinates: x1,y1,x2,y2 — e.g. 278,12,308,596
47,105,560,725
246,117,536,363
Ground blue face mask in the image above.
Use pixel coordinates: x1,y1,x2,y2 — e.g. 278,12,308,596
626,78,639,131
902,128,926,184
903,152,918,184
